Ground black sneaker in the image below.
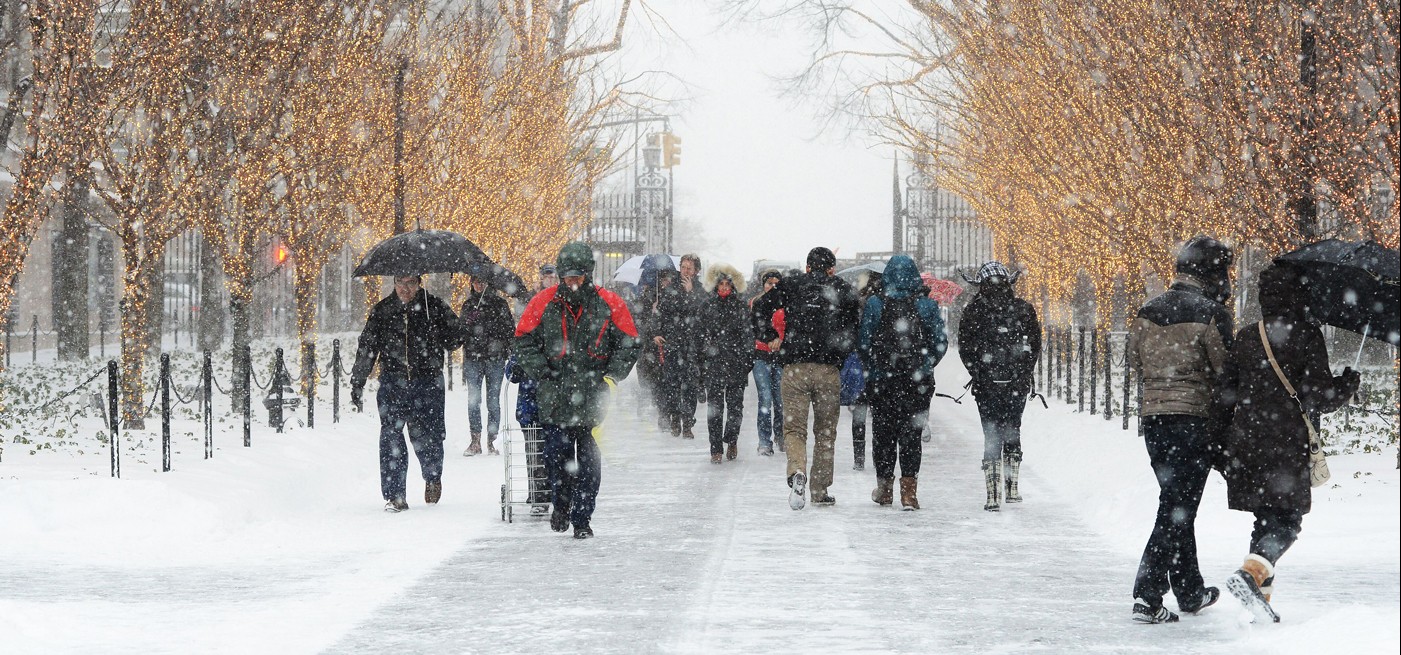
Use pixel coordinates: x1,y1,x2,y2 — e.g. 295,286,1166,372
573,523,594,539
550,504,570,532
1178,586,1220,614
384,498,409,513
811,493,837,506
1132,598,1180,624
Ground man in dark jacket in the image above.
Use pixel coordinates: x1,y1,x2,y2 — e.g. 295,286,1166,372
752,246,861,510
1215,264,1359,623
1124,236,1234,623
514,242,640,539
460,271,516,456
958,261,1040,513
350,275,463,512
654,267,702,438
698,264,752,463
858,255,946,510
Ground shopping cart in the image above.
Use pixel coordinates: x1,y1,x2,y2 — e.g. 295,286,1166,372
500,424,550,523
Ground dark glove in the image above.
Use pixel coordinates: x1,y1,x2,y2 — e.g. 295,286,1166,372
351,387,364,413
1339,367,1361,397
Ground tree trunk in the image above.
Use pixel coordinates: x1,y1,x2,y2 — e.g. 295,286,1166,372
197,232,225,352
294,257,319,399
145,247,165,358
229,280,252,415
53,173,90,360
119,270,149,430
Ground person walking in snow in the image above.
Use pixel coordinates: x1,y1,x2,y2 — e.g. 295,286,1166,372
698,264,752,464
350,274,463,512
460,267,515,457
654,266,702,438
1124,236,1233,623
1214,264,1359,623
752,246,861,510
513,242,640,539
846,272,883,471
749,270,786,456
858,255,946,510
958,262,1039,513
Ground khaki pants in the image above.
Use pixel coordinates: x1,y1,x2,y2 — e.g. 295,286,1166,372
782,362,841,496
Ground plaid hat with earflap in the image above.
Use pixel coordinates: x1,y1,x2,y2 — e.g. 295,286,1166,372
969,261,1019,285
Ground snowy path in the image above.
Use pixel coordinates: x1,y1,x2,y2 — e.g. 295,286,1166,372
329,384,1221,654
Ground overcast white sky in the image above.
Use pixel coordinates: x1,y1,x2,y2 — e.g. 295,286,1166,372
607,1,900,275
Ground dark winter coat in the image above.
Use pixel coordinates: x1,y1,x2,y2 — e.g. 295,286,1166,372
698,291,754,387
1216,317,1355,515
1128,277,1233,418
460,288,515,361
350,290,462,391
957,283,1040,400
857,255,948,398
751,270,861,368
655,284,700,373
513,283,641,427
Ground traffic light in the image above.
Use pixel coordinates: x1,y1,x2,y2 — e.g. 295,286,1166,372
275,243,289,266
660,132,682,168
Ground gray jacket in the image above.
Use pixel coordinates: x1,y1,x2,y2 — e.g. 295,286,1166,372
1127,277,1234,418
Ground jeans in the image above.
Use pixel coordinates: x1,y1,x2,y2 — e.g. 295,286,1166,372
851,403,869,462
870,389,927,479
543,424,602,527
377,373,446,502
1250,507,1304,565
707,378,747,454
753,359,783,448
782,363,841,496
462,357,505,438
1132,415,1213,606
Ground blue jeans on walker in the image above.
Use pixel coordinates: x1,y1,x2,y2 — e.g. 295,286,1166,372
753,359,784,449
543,424,601,527
463,357,505,439
377,373,446,502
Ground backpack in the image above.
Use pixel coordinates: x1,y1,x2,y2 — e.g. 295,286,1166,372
870,296,927,378
787,275,853,355
978,303,1030,383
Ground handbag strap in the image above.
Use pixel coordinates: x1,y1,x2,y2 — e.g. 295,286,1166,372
1257,321,1320,445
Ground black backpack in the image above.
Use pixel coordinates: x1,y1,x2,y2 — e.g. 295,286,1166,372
870,296,926,377
979,304,1030,383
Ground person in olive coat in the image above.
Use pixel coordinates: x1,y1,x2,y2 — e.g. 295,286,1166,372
698,264,752,463
1215,264,1359,622
513,242,641,539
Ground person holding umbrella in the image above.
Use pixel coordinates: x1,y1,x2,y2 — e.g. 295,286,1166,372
513,242,641,539
350,274,464,512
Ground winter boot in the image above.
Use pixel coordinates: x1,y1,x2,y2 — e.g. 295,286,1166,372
1131,598,1180,624
573,521,594,539
726,442,738,460
899,477,920,510
871,477,895,506
711,452,723,464
487,435,499,456
425,481,442,505
1226,554,1280,623
1004,451,1023,503
464,433,482,456
789,472,807,511
682,424,696,440
669,416,682,437
982,460,1001,512
550,503,570,532
758,445,774,457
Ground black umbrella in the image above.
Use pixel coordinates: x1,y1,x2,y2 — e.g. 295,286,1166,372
1275,239,1400,346
352,229,527,297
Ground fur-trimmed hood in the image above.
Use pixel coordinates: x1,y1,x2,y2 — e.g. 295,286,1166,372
704,262,746,294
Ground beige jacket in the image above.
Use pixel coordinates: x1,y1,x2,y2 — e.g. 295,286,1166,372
1127,278,1234,418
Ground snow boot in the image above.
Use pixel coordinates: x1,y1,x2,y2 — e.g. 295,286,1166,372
550,503,570,532
384,498,409,513
899,477,920,510
1226,554,1280,623
1131,598,1180,624
871,477,895,506
425,481,441,505
464,433,482,456
487,435,499,456
573,522,594,539
789,472,807,511
682,424,696,440
982,460,1001,512
669,416,682,437
758,445,774,457
711,452,723,464
1004,451,1023,503
1178,586,1221,614
726,442,738,460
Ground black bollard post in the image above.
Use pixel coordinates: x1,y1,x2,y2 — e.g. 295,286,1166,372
99,319,105,358
32,314,38,363
243,344,252,447
306,344,316,429
1077,326,1086,412
332,339,341,424
203,350,214,459
108,360,120,478
1049,327,1058,400
272,347,285,433
1089,328,1098,415
1122,358,1132,431
161,353,171,472
447,350,453,391
1104,332,1114,421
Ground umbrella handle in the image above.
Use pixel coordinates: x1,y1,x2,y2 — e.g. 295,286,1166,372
1353,324,1368,369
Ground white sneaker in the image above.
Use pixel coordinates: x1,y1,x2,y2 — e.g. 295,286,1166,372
789,472,807,511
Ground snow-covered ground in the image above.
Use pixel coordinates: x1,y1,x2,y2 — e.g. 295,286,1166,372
1,353,1397,653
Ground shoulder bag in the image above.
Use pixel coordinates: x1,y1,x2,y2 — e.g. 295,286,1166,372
1258,321,1330,488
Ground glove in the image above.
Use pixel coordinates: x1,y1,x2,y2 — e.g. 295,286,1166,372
350,387,364,413
1339,367,1361,398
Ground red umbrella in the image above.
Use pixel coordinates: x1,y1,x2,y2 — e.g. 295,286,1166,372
921,273,964,305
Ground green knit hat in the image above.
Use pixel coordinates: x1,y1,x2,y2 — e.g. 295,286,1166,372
556,242,595,277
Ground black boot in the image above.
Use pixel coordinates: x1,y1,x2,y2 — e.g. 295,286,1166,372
573,522,594,539
550,503,570,532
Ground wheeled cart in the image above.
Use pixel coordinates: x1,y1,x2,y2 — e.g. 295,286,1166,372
500,425,550,523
